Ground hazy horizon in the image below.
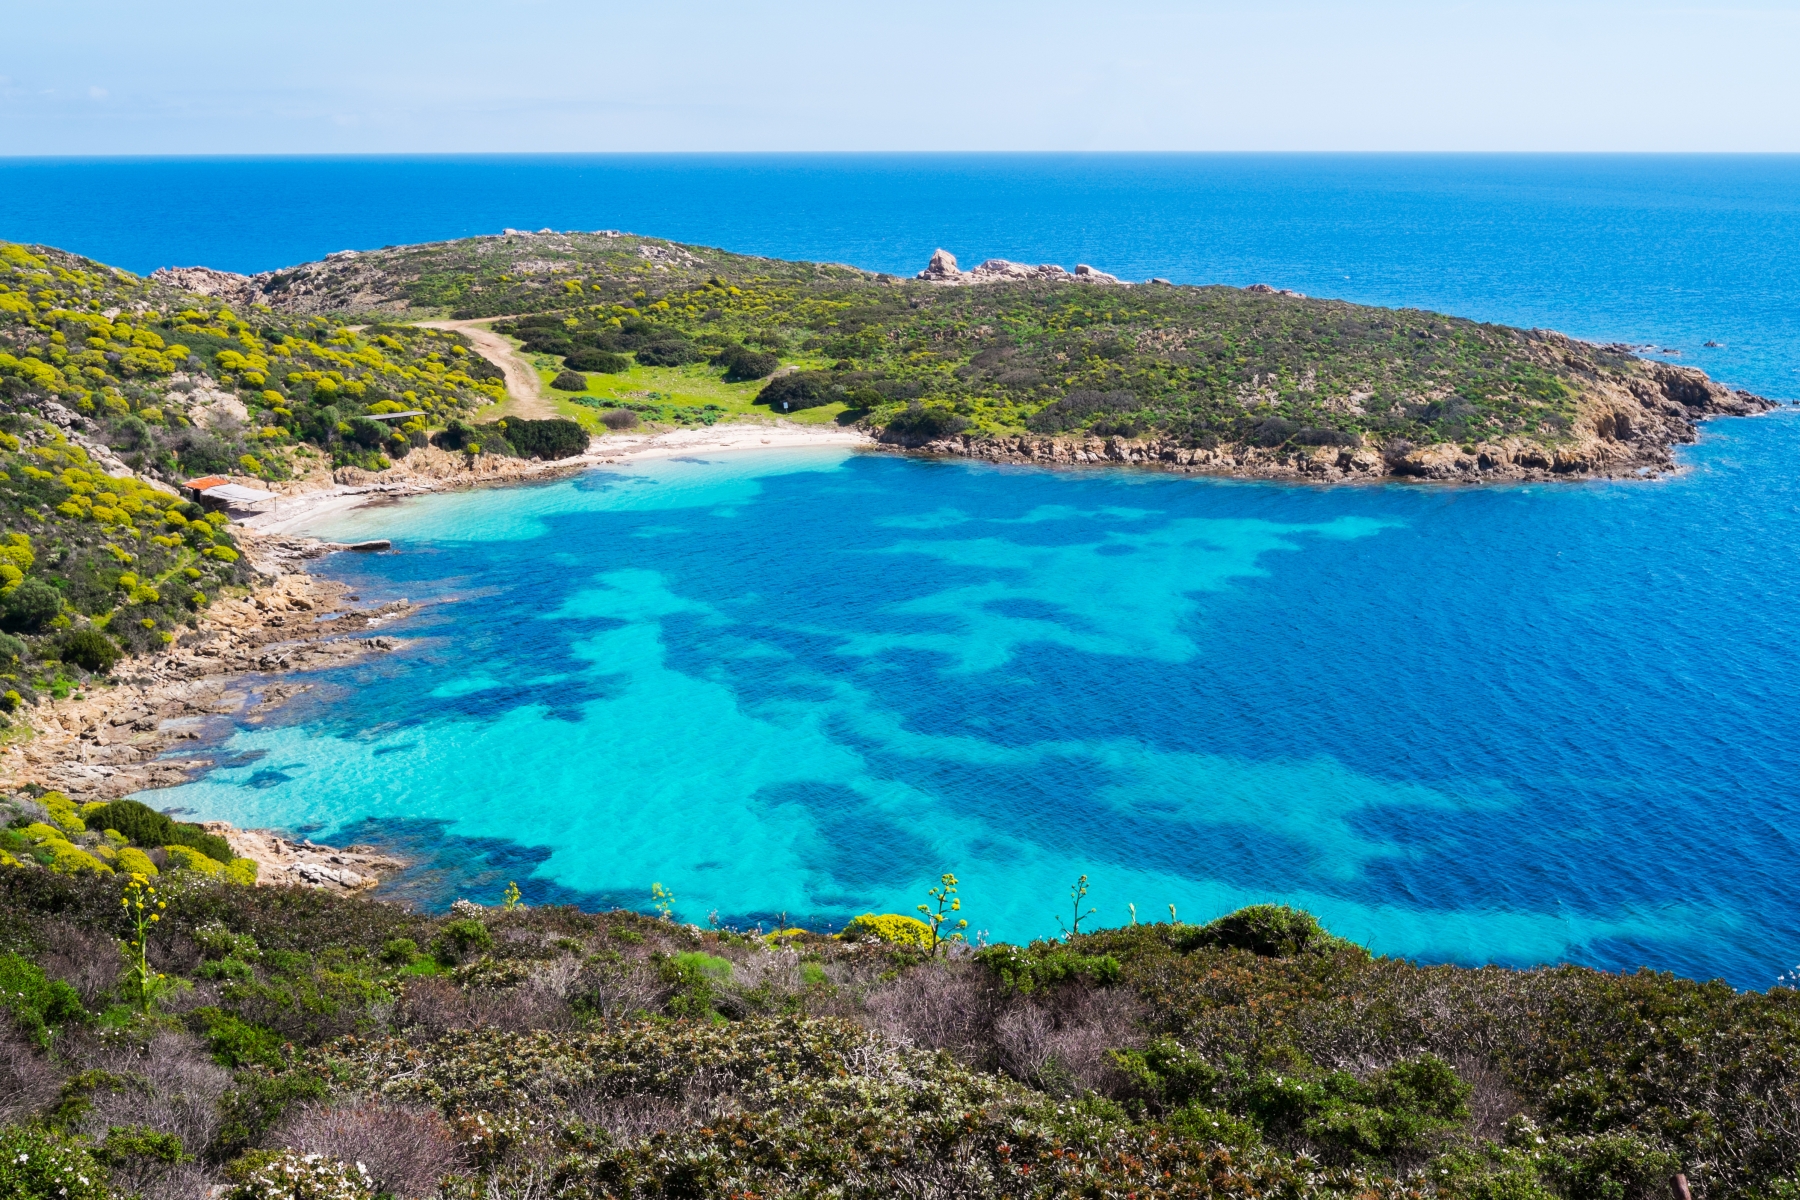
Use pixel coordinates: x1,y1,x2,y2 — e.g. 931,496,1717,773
5,1,1800,155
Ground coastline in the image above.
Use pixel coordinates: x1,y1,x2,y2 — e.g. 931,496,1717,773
0,531,420,891
240,421,874,535
0,395,1778,898
0,421,871,895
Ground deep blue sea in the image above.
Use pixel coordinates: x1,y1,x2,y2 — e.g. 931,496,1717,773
7,155,1798,986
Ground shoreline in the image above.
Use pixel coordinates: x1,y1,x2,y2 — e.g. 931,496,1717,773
0,533,423,891
0,421,872,894
240,421,874,536
1,401,1779,897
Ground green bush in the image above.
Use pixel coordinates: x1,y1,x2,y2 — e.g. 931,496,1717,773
883,402,970,441
564,349,628,373
2,578,61,633
976,942,1121,993
550,370,588,392
716,343,779,382
380,937,419,965
0,1125,111,1200
1174,904,1365,958
494,417,587,460
660,951,732,1020
433,918,493,966
96,1125,187,1169
1249,1054,1470,1159
0,631,25,663
756,371,840,412
634,337,702,367
84,799,233,863
188,1005,286,1068
0,950,87,1046
59,628,121,674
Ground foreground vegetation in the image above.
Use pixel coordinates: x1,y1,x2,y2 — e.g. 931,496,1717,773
1,846,1795,1200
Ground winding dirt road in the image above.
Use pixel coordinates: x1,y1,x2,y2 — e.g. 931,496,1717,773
418,318,556,419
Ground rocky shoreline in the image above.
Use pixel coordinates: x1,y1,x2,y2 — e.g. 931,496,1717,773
0,530,418,891
876,359,1778,483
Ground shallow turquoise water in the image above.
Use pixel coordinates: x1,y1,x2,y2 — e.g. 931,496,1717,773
143,415,1800,987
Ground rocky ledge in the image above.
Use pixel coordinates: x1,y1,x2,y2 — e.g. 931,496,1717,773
0,539,413,805
881,360,1775,483
915,248,1124,287
205,821,406,893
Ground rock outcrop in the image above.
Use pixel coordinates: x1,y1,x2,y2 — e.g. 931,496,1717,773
916,249,1126,287
0,551,414,803
204,822,405,893
146,266,264,308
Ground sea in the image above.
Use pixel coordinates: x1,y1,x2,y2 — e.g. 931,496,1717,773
4,154,1797,987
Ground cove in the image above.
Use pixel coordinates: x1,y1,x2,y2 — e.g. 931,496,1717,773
139,419,1800,988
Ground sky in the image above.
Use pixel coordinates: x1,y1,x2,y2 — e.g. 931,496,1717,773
2,1,1799,153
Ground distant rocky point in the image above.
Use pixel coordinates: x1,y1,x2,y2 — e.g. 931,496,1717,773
915,248,1124,286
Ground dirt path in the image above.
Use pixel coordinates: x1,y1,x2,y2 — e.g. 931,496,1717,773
418,318,557,420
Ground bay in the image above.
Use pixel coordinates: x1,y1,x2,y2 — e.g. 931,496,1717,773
11,153,1793,984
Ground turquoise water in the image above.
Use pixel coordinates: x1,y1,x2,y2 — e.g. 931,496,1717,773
23,153,1790,983
144,416,1800,987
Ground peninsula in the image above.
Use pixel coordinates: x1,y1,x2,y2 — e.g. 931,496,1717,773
145,230,1773,481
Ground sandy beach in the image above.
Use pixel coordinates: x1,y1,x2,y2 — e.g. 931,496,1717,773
239,421,872,535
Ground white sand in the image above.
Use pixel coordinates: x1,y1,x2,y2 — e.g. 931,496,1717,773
234,422,875,537
593,421,873,462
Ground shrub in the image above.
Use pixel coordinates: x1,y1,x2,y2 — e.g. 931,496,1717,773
756,371,838,412
60,628,121,674
84,800,234,863
564,350,627,373
841,912,932,948
227,1149,373,1200
884,402,970,441
164,844,225,877
494,417,586,460
273,1101,461,1199
2,578,62,633
380,938,419,966
0,1125,110,1200
433,919,493,966
549,370,588,392
659,951,732,1021
634,337,702,367
716,344,779,382
188,1007,286,1069
977,942,1122,993
1293,426,1359,447
0,950,87,1046
599,409,638,431
1174,904,1364,958
1025,389,1137,434
0,631,25,662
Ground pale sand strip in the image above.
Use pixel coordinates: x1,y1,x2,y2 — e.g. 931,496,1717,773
236,422,874,536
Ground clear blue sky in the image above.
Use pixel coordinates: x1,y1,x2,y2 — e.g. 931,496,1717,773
3,0,1798,153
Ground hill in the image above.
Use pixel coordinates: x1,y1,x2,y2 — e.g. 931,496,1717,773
153,230,1775,482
